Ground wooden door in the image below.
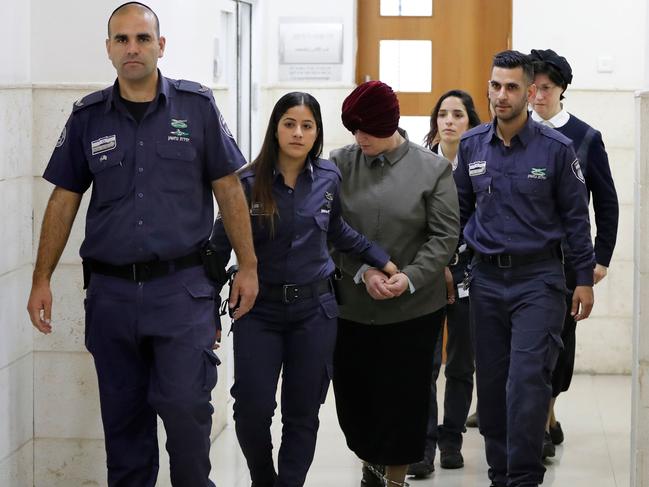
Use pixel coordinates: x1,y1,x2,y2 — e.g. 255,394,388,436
356,0,512,122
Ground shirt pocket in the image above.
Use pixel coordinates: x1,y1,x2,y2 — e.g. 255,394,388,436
156,141,199,192
470,174,495,221
513,178,553,198
88,149,130,206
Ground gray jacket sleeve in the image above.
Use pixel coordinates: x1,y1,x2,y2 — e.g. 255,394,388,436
401,163,460,289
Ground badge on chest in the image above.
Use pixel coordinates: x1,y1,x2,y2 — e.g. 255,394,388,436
468,160,487,176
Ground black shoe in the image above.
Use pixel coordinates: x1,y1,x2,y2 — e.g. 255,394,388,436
407,460,434,478
465,411,479,428
440,449,464,469
542,431,555,459
361,463,384,487
549,421,564,445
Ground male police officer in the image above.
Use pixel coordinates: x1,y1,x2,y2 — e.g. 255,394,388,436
454,50,594,487
26,3,257,486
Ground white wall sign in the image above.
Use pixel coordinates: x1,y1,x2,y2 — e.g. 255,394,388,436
278,19,343,81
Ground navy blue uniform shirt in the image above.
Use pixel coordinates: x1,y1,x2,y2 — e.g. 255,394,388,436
455,116,595,286
210,158,389,286
43,73,245,265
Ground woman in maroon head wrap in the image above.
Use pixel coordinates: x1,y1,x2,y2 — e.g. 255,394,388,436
329,81,461,487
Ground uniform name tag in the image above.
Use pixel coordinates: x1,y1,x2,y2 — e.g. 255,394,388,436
468,160,487,176
457,282,469,299
91,135,117,156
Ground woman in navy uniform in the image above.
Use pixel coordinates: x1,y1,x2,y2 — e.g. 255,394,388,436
210,92,396,487
408,90,481,478
529,48,619,457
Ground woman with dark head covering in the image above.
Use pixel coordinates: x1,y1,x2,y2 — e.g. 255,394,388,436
330,81,460,486
528,48,619,458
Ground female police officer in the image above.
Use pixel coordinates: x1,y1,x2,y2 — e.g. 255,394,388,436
210,92,396,487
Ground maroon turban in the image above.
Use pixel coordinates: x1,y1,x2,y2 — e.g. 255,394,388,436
341,81,400,138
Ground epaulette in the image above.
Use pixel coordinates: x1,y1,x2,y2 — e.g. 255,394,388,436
314,158,342,179
460,123,491,140
72,89,107,113
538,123,572,147
175,79,212,99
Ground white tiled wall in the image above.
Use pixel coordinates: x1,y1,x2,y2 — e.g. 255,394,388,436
561,90,635,374
631,90,649,487
0,86,34,486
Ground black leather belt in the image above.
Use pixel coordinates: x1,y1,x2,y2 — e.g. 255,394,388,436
260,279,332,304
476,247,560,269
85,252,203,282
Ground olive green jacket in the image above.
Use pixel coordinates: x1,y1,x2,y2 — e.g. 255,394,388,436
330,130,459,325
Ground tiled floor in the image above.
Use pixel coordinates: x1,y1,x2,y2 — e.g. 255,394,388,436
208,374,630,486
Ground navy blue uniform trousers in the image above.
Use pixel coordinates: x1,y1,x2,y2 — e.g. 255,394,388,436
85,266,219,487
231,291,338,487
470,259,566,487
424,293,474,461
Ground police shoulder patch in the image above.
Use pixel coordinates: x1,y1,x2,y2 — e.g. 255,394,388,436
55,126,66,148
218,111,234,139
571,158,585,184
72,89,106,113
175,79,212,99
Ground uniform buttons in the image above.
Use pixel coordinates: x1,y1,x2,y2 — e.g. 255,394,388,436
138,192,144,198
138,167,144,173
138,141,144,146
288,189,293,194
137,219,144,226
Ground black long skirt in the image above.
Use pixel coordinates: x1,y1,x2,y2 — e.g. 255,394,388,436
333,309,444,465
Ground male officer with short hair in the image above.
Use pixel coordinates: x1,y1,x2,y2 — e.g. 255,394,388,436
26,3,257,486
454,50,595,487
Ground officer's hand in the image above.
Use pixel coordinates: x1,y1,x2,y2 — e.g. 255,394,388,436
444,267,456,304
229,265,258,320
382,260,399,277
571,285,594,321
384,273,409,297
363,268,395,300
593,264,608,285
213,329,222,350
27,280,53,334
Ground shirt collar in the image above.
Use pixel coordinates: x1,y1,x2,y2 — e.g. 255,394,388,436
105,70,168,114
531,107,570,128
362,128,410,167
485,114,535,147
437,143,458,168
272,157,315,182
